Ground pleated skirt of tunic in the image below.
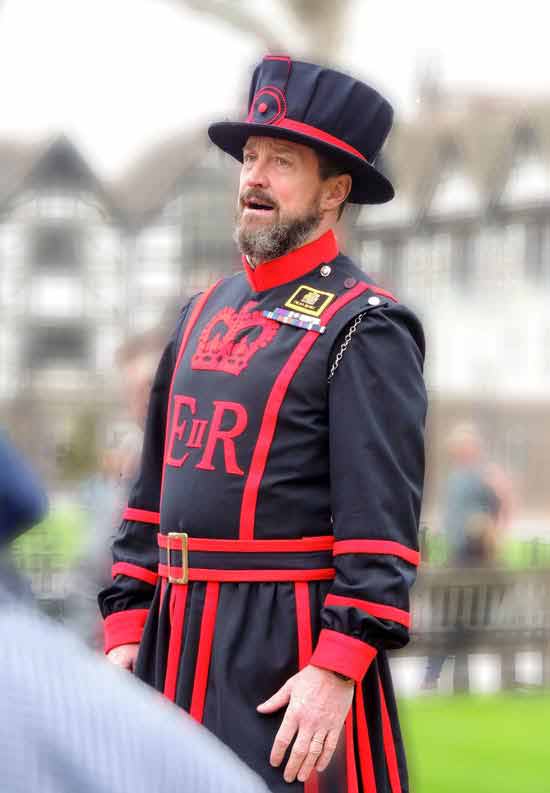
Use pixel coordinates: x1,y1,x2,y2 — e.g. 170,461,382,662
136,579,409,793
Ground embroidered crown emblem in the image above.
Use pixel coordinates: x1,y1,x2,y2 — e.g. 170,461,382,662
192,301,279,376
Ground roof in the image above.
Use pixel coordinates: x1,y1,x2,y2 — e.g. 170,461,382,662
383,93,550,213
109,128,211,224
0,134,119,220
1,90,550,228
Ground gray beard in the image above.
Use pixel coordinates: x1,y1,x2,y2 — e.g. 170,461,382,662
234,208,322,264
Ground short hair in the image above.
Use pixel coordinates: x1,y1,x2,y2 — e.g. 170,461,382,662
316,151,352,220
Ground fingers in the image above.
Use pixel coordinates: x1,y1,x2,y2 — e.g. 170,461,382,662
315,728,340,773
282,726,314,784
257,682,291,714
269,709,299,768
296,732,326,783
107,645,138,671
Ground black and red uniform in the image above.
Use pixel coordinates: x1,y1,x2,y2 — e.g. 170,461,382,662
99,229,427,793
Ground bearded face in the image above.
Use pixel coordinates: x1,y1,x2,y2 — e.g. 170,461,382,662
234,186,322,263
233,136,325,264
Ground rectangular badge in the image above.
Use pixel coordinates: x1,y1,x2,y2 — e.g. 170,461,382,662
263,307,326,334
284,285,336,317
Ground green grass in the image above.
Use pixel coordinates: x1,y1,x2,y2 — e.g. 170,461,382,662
400,693,550,793
11,503,87,569
422,533,550,569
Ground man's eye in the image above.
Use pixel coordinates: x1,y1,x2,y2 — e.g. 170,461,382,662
243,153,255,163
276,157,290,166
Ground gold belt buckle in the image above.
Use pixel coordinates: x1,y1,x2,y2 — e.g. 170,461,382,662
167,532,189,584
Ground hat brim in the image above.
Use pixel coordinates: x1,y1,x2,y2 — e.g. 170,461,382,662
208,121,394,205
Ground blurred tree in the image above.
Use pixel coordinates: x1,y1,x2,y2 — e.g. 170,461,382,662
170,0,353,61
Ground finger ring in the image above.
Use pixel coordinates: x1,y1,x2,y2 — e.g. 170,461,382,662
310,737,324,745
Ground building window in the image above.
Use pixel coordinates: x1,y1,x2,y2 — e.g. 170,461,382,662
25,325,89,369
381,239,403,291
31,225,81,272
431,233,452,296
136,227,181,260
543,328,550,376
500,126,549,205
478,225,524,290
39,194,76,219
525,222,545,283
360,239,383,278
451,231,476,290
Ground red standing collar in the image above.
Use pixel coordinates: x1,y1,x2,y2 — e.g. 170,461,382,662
242,229,339,292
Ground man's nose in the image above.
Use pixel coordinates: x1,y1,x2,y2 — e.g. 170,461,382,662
243,157,269,189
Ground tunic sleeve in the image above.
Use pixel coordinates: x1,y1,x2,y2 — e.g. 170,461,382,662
309,301,427,682
98,301,194,653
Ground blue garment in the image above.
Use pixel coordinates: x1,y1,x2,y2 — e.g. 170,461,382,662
0,432,49,546
443,466,500,560
0,598,271,793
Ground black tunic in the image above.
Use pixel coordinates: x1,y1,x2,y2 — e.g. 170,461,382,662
99,230,428,793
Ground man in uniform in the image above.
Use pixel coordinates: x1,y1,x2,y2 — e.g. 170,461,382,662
99,56,427,793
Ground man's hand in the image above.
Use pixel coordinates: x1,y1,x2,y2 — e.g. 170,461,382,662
107,643,139,672
257,665,354,784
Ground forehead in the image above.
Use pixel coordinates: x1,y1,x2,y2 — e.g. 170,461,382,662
243,135,315,159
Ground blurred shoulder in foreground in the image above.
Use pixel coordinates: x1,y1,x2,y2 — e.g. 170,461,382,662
0,603,271,793
0,431,49,545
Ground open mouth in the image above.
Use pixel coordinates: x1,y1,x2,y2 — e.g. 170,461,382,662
242,197,276,214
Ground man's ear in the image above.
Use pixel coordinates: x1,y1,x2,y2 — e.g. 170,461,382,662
320,173,352,213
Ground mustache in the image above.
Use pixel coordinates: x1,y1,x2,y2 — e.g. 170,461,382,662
239,189,278,209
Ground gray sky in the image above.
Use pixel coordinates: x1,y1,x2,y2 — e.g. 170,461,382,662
0,0,547,179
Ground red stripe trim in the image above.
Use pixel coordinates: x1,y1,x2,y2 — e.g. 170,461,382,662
355,683,377,792
189,582,220,723
103,609,149,655
273,118,368,163
369,285,398,303
239,282,368,539
122,507,160,525
157,533,333,553
345,712,359,793
310,629,377,683
333,540,420,567
325,593,411,629
294,582,313,669
112,562,158,586
158,565,335,582
163,584,188,701
160,281,222,503
378,675,402,793
294,583,319,793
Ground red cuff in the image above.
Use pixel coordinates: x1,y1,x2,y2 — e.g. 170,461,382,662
103,609,149,655
310,629,377,683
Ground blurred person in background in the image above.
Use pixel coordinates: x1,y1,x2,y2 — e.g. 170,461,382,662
116,328,167,488
66,330,166,647
440,422,513,567
421,421,514,690
66,446,123,646
100,56,427,793
0,437,271,793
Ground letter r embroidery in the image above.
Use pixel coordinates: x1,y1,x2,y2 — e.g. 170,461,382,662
196,401,248,476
